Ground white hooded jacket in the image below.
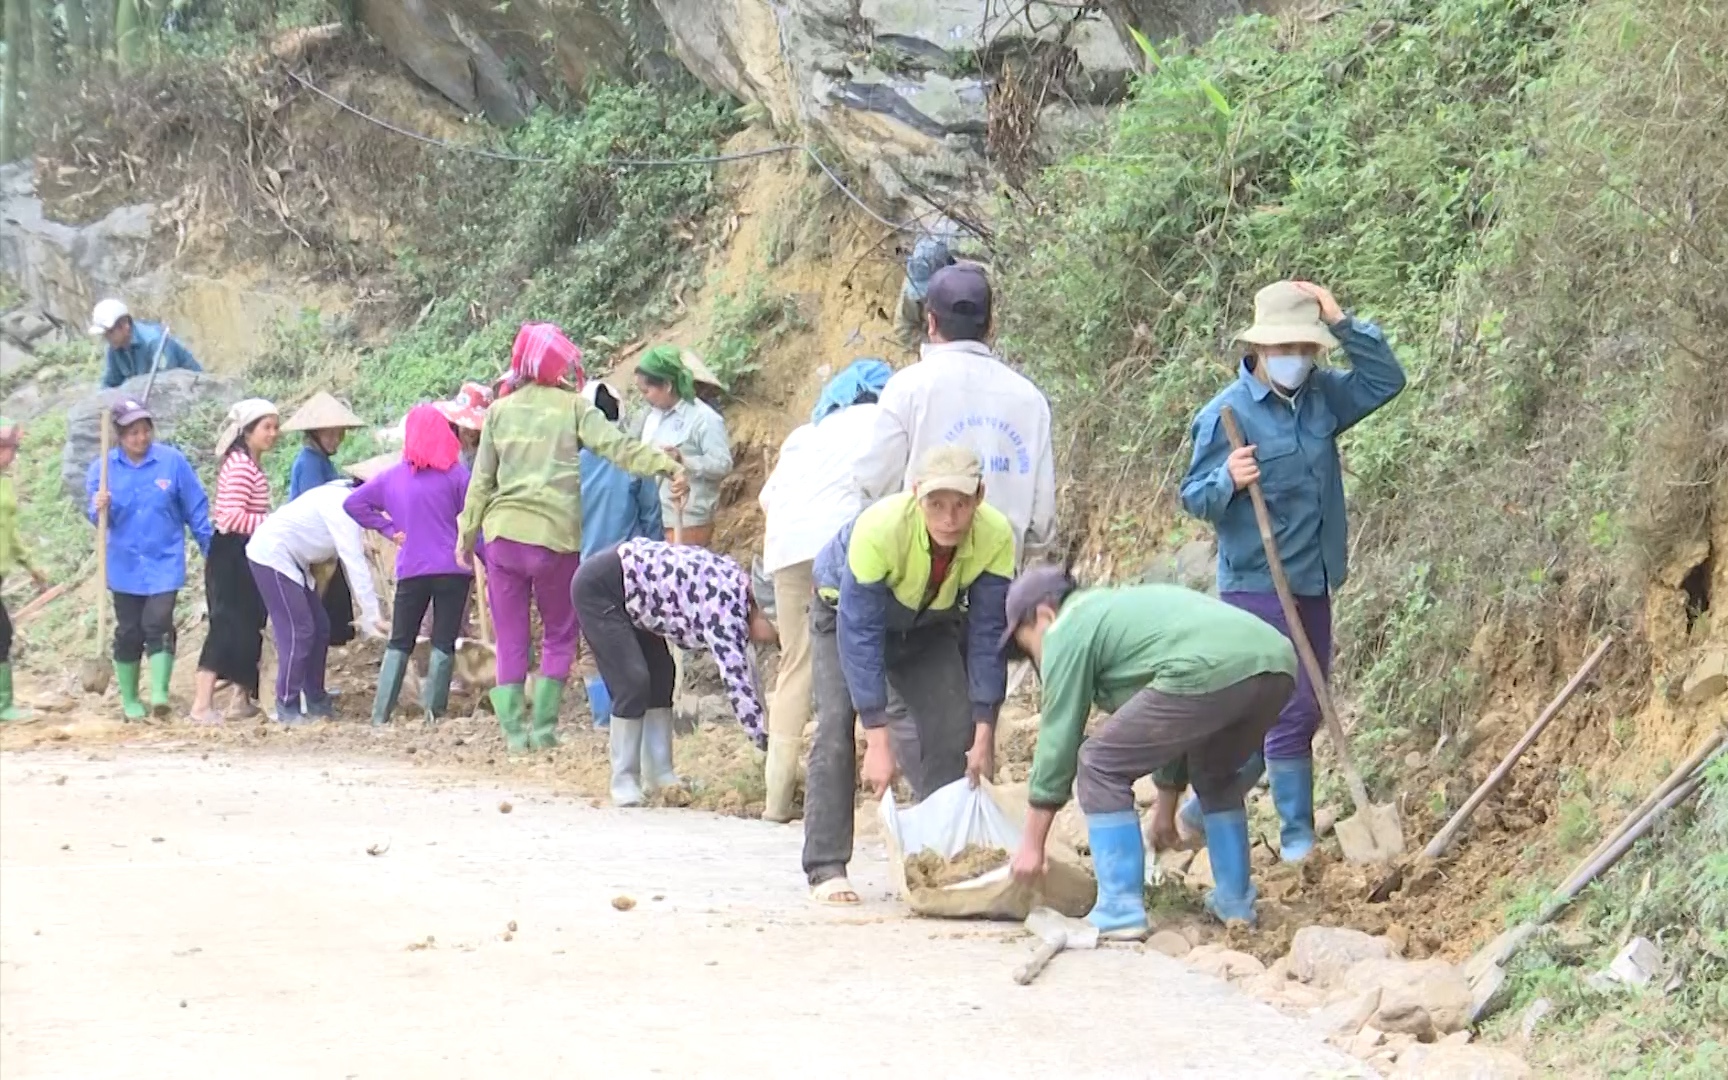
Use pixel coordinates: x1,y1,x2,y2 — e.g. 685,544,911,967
856,340,1056,563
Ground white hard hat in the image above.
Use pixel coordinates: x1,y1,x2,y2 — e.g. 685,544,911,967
88,298,130,335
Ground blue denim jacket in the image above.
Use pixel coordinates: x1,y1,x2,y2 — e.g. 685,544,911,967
578,449,663,559
1180,317,1405,596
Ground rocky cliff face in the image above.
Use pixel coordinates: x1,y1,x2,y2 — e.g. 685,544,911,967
359,0,1266,206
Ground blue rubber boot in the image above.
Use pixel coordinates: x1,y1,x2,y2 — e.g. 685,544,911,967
584,673,612,730
1202,808,1258,925
1266,756,1316,863
1084,810,1150,940
1176,752,1264,843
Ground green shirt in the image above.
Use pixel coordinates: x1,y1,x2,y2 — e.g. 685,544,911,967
458,384,678,555
1027,585,1298,808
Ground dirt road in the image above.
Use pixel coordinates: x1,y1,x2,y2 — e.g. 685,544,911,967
2,750,1364,1078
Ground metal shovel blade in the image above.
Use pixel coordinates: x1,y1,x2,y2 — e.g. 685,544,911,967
1335,801,1404,865
79,656,111,696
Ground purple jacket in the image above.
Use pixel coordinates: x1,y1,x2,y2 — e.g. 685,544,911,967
344,461,473,580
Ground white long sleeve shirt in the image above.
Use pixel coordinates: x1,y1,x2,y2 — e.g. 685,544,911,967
246,481,383,625
856,340,1057,563
759,403,882,574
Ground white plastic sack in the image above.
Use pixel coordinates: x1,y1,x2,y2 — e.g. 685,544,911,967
881,778,1096,921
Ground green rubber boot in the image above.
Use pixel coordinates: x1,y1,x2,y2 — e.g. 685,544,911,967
115,660,148,721
371,648,410,726
529,676,564,750
0,662,23,722
147,652,174,719
490,683,529,753
423,648,455,723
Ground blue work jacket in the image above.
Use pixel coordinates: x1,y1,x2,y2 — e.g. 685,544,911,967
1180,317,1406,597
85,443,213,595
578,449,662,559
289,446,340,500
101,322,202,389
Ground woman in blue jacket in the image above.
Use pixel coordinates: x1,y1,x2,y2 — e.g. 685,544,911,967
86,398,214,720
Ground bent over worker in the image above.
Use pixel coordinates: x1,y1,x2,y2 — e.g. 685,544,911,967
802,445,1013,906
1005,570,1297,932
85,399,213,720
572,539,777,807
89,299,202,389
1177,281,1404,863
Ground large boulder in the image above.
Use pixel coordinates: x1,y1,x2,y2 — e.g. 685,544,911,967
61,370,243,499
1290,925,1400,989
0,163,154,332
639,2,1281,207
359,0,635,125
1344,957,1476,1038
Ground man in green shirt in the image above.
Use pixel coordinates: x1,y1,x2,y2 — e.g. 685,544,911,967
1004,566,1297,933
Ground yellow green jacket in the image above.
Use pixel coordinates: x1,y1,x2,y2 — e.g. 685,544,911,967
0,474,39,580
813,491,1014,727
458,384,678,555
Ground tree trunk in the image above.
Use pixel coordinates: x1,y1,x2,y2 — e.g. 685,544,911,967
3,0,25,162
64,0,91,58
30,0,54,86
114,0,139,70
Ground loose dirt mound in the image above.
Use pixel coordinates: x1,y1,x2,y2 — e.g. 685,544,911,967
904,844,1011,890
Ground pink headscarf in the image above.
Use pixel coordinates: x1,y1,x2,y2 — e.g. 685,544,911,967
403,403,460,472
510,322,586,390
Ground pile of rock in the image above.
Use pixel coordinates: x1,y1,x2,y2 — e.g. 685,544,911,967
1159,925,1532,1079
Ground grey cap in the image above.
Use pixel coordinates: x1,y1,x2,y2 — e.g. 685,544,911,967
1000,564,1077,653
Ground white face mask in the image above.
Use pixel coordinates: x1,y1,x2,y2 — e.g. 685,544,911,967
1266,354,1314,391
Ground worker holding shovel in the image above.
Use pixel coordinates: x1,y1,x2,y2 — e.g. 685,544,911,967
84,399,214,720
1004,567,1296,932
0,420,50,722
1175,281,1406,862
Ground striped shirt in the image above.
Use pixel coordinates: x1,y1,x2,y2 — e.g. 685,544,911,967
213,451,271,535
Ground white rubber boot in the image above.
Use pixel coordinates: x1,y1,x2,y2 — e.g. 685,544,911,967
609,716,646,807
642,707,683,791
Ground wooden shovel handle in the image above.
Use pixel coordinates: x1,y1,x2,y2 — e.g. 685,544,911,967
1218,407,1372,814
95,416,111,658
472,561,493,647
1013,940,1064,986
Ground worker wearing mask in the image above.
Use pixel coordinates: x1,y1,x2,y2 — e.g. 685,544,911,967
1176,281,1405,863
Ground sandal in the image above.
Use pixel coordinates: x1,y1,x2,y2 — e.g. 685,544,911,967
810,877,862,906
187,707,226,726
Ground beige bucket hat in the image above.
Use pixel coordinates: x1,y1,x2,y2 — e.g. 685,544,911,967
1233,282,1340,350
282,391,364,433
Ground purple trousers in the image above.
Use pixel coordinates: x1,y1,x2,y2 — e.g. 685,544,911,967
251,563,330,708
1220,591,1331,761
486,537,582,686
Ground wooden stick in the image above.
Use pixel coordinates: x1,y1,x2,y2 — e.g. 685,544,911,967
1423,637,1615,858
472,561,493,647
12,584,68,624
1571,729,1723,875
95,418,111,659
1218,407,1373,815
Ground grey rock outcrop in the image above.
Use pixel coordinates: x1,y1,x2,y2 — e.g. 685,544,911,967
61,370,242,499
0,162,155,332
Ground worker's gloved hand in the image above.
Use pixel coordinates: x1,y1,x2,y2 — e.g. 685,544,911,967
1226,445,1259,491
861,728,897,797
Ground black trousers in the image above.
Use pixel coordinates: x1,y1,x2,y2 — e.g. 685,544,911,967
0,578,12,664
113,591,177,662
197,531,267,696
571,549,675,720
389,574,471,653
322,563,355,648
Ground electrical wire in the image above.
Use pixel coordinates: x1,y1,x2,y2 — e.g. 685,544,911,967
285,69,923,232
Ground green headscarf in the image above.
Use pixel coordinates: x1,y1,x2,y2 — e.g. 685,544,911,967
638,345,696,402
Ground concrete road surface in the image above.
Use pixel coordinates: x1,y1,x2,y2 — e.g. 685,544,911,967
1,751,1364,1079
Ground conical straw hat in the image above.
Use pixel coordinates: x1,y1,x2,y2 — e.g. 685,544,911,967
679,349,725,391
282,391,364,432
